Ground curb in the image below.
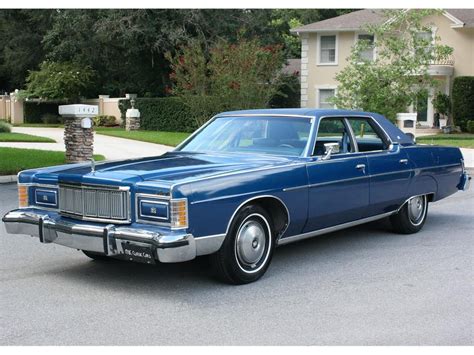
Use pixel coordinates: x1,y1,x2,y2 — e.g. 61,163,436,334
0,175,17,184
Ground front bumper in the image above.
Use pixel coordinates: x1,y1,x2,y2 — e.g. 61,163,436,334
2,209,196,263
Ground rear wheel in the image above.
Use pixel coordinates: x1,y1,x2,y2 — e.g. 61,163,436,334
82,250,110,261
210,204,275,284
390,195,428,234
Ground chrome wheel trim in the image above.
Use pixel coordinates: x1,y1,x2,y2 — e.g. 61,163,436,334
234,213,272,274
407,195,427,226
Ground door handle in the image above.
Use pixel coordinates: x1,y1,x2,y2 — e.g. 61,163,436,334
356,164,366,173
399,159,408,165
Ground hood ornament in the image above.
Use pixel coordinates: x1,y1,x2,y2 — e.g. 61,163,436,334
90,158,96,174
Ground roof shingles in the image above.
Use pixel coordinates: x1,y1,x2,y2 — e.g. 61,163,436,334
290,9,474,33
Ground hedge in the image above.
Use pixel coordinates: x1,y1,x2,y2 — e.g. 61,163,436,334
452,76,474,132
24,102,63,124
119,97,211,132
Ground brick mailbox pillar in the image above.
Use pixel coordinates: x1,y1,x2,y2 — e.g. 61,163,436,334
59,104,98,163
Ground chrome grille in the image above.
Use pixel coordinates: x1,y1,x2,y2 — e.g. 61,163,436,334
59,184,130,222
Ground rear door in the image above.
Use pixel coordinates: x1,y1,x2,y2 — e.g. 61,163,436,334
346,117,413,216
304,117,369,232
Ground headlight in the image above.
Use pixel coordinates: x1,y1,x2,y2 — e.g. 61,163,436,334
137,195,188,229
18,184,29,208
33,188,58,208
139,199,169,220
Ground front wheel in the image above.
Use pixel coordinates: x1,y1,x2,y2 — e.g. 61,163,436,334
390,195,428,234
210,205,275,284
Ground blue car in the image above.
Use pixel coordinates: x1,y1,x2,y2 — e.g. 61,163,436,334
2,109,471,284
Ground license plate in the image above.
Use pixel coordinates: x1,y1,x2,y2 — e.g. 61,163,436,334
122,243,156,264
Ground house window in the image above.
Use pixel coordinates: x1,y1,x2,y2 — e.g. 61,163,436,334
415,31,434,57
319,35,337,64
318,89,336,109
356,34,375,61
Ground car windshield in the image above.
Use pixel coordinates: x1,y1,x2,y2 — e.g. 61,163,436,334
178,116,312,156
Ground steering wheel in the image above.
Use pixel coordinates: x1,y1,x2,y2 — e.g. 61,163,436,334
278,143,295,149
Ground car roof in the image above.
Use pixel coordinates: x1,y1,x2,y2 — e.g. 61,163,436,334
216,108,414,145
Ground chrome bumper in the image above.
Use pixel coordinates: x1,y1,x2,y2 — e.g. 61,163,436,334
2,209,197,263
458,172,471,191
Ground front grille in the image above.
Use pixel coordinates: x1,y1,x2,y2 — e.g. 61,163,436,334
59,184,130,222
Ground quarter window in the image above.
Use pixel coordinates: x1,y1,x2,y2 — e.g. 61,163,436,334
319,35,337,64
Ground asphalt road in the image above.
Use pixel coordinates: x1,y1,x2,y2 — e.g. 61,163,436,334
0,183,472,345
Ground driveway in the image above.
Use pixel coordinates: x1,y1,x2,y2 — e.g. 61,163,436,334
0,127,172,160
0,184,472,345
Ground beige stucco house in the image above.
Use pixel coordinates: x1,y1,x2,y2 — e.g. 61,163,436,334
291,9,474,128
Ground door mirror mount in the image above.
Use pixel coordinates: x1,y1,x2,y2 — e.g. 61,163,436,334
322,142,340,160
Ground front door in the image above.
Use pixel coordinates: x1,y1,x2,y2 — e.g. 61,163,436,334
416,90,428,124
304,117,370,232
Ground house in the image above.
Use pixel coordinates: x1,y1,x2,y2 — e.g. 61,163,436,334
290,9,474,128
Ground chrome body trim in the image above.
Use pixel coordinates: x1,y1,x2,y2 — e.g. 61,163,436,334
2,209,227,262
224,194,291,240
195,234,226,255
174,113,317,158
396,193,435,213
277,211,396,246
135,193,171,227
312,114,393,157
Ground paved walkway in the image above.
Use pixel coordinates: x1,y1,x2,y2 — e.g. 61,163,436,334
0,127,172,160
1,127,473,167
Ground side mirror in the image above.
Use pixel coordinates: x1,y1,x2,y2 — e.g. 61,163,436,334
322,142,340,160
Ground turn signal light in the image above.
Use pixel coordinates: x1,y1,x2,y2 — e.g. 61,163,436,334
170,199,188,229
18,185,28,208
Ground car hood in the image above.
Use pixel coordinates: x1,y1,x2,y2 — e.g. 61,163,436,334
23,151,296,187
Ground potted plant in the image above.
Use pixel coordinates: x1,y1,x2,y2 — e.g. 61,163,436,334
432,92,451,128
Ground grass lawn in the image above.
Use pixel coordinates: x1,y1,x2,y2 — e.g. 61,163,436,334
0,132,55,143
0,147,105,175
417,134,474,149
95,128,190,147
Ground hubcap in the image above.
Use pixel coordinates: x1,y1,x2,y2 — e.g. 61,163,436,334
408,196,425,224
236,220,266,267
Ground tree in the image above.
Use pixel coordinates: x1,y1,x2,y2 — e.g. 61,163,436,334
0,10,55,93
332,9,453,121
167,39,285,125
25,61,95,101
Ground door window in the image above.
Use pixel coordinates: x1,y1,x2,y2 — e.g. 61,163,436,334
347,118,389,152
313,118,354,156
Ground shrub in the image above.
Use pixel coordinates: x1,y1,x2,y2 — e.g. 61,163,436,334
0,120,12,133
452,76,474,132
269,74,301,108
118,97,199,132
467,120,474,134
24,102,63,123
94,115,117,127
40,113,62,124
